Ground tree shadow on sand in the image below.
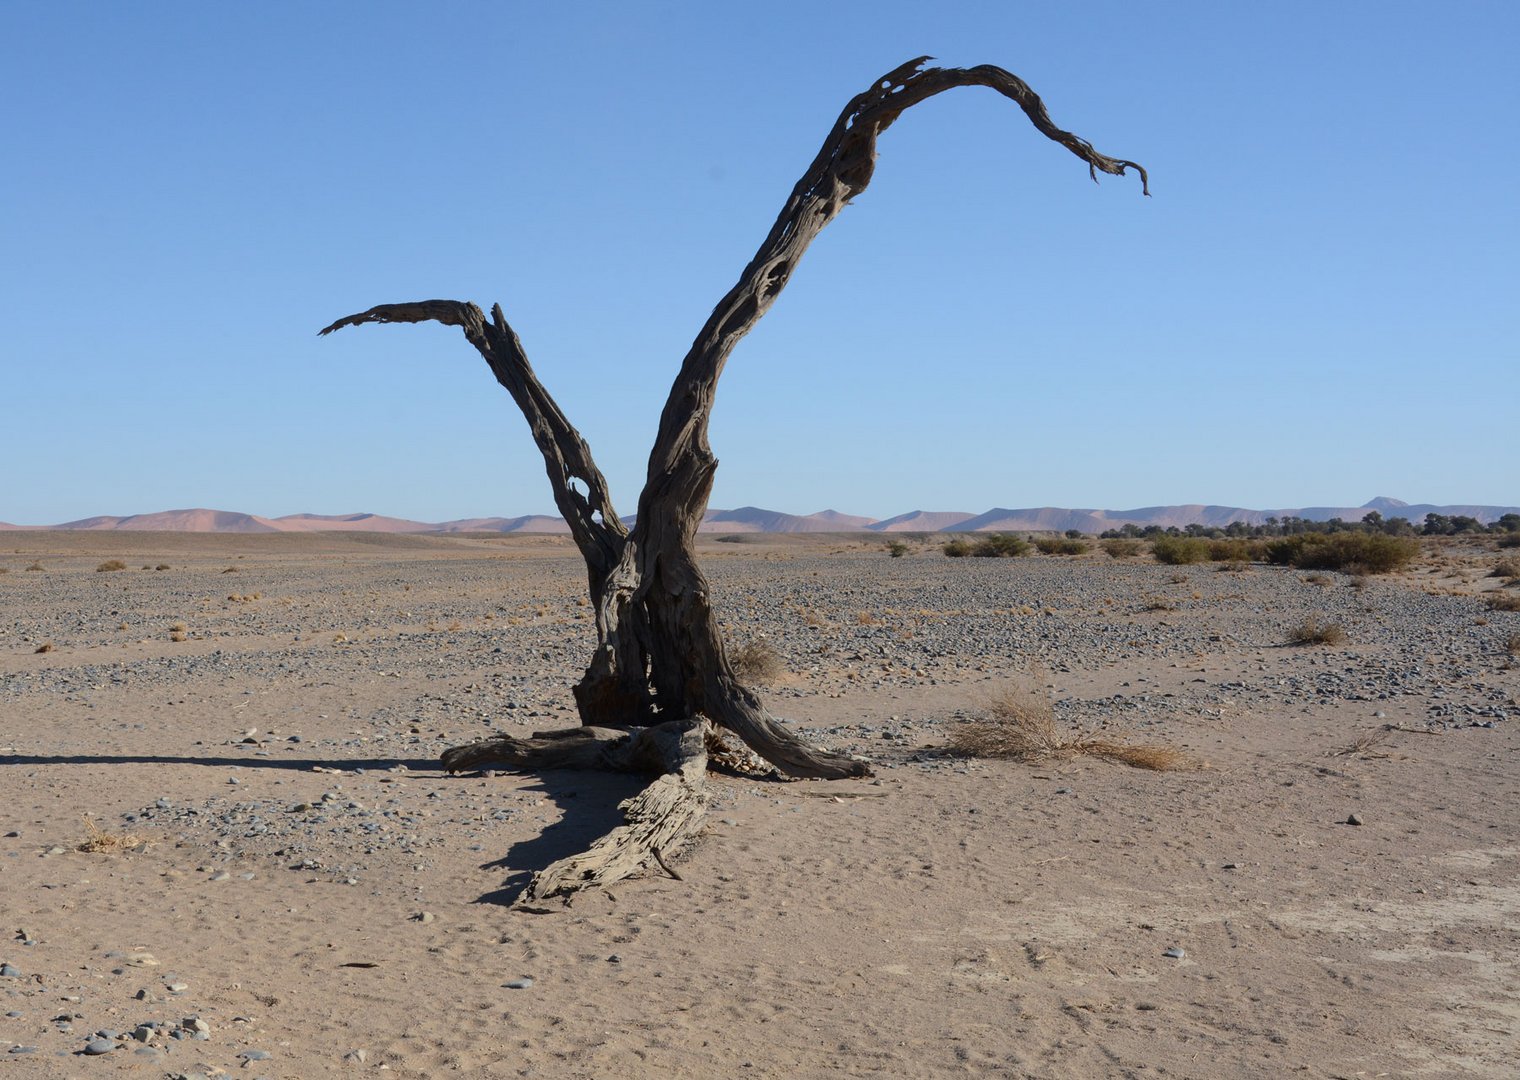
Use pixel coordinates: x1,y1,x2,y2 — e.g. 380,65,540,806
0,752,441,772
472,769,647,907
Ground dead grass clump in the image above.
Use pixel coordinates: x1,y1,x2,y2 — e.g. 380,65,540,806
732,639,784,682
221,567,238,574
1142,595,1177,612
1506,633,1520,656
1486,593,1520,612
76,814,152,854
1101,538,1143,558
1286,618,1346,646
26,561,44,571
34,641,54,654
96,559,127,572
1490,556,1520,580
947,688,1192,770
1332,727,1393,759
155,563,171,571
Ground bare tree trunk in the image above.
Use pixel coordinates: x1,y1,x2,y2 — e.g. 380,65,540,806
322,58,1146,894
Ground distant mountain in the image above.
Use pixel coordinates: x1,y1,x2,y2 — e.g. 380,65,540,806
5,498,1516,535
867,510,975,532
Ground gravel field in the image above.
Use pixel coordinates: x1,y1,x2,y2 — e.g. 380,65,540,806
2,531,1517,1077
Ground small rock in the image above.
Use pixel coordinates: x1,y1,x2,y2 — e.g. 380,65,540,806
504,978,534,990
83,1038,116,1055
209,871,231,882
1346,813,1364,826
344,1049,368,1064
8,1046,38,1054
1222,862,1241,870
606,954,622,964
0,963,19,977
414,911,435,924
1163,947,1186,959
166,981,188,992
239,1048,272,1060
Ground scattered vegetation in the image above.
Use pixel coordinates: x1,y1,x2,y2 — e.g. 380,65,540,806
168,621,188,643
1264,532,1418,574
1150,535,1210,565
1142,595,1177,612
885,539,910,558
96,559,127,573
25,562,44,571
1331,727,1394,760
731,639,784,682
1505,633,1520,656
1286,618,1347,646
1034,535,1089,556
155,563,171,571
944,533,1033,558
946,687,1192,770
76,814,151,854
1499,533,1520,549
1101,538,1143,558
34,641,54,654
1487,593,1520,612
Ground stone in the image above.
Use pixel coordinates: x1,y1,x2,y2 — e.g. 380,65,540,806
504,978,534,990
239,1048,272,1060
0,963,19,977
1347,813,1364,826
1163,947,1186,959
83,1038,117,1054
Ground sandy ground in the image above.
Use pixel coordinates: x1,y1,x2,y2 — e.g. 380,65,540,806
2,532,1517,1078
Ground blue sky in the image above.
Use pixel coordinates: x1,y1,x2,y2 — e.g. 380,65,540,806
3,2,1516,524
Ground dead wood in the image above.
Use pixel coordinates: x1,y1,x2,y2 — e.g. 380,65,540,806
323,58,1145,890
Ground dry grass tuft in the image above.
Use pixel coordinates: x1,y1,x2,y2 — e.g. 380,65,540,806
76,814,152,854
26,561,44,571
1332,727,1393,759
34,641,54,654
731,639,784,682
96,559,127,573
1142,595,1177,612
947,688,1192,770
155,563,171,571
1486,593,1520,612
1506,633,1520,656
1489,556,1520,580
1286,618,1346,646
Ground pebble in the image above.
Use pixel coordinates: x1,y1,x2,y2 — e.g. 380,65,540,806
83,1038,117,1054
504,978,534,990
239,1048,272,1060
1163,947,1186,959
1346,813,1364,826
0,963,19,977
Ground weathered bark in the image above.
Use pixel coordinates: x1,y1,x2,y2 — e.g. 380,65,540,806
322,58,1146,891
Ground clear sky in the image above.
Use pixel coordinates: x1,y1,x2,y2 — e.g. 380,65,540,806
3,2,1516,524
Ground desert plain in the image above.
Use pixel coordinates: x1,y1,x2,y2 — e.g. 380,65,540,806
1,529,1517,1078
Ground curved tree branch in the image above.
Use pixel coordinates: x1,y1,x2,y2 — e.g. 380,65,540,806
320,301,627,579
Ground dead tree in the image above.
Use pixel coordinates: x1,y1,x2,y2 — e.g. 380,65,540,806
322,58,1146,899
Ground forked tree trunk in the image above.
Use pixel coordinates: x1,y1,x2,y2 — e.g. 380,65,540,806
322,58,1145,897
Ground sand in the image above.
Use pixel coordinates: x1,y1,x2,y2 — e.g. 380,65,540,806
1,531,1517,1077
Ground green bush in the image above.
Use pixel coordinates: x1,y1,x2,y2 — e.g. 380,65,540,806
1102,538,1143,558
1034,536,1089,556
1151,536,1210,565
1207,538,1267,563
1266,533,1417,574
886,539,910,558
942,537,973,558
972,533,1031,557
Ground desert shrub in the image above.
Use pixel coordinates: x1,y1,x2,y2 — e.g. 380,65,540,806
942,537,972,558
1034,536,1089,556
1207,538,1266,562
1267,533,1417,574
947,687,1190,770
155,563,171,571
885,539,910,558
1487,593,1520,612
1286,618,1346,646
25,562,44,571
1499,533,1520,549
96,559,127,573
1151,535,1210,565
76,814,151,853
1102,538,1143,558
731,639,783,682
972,533,1031,558
1506,633,1520,656
34,641,54,654
1490,556,1520,580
